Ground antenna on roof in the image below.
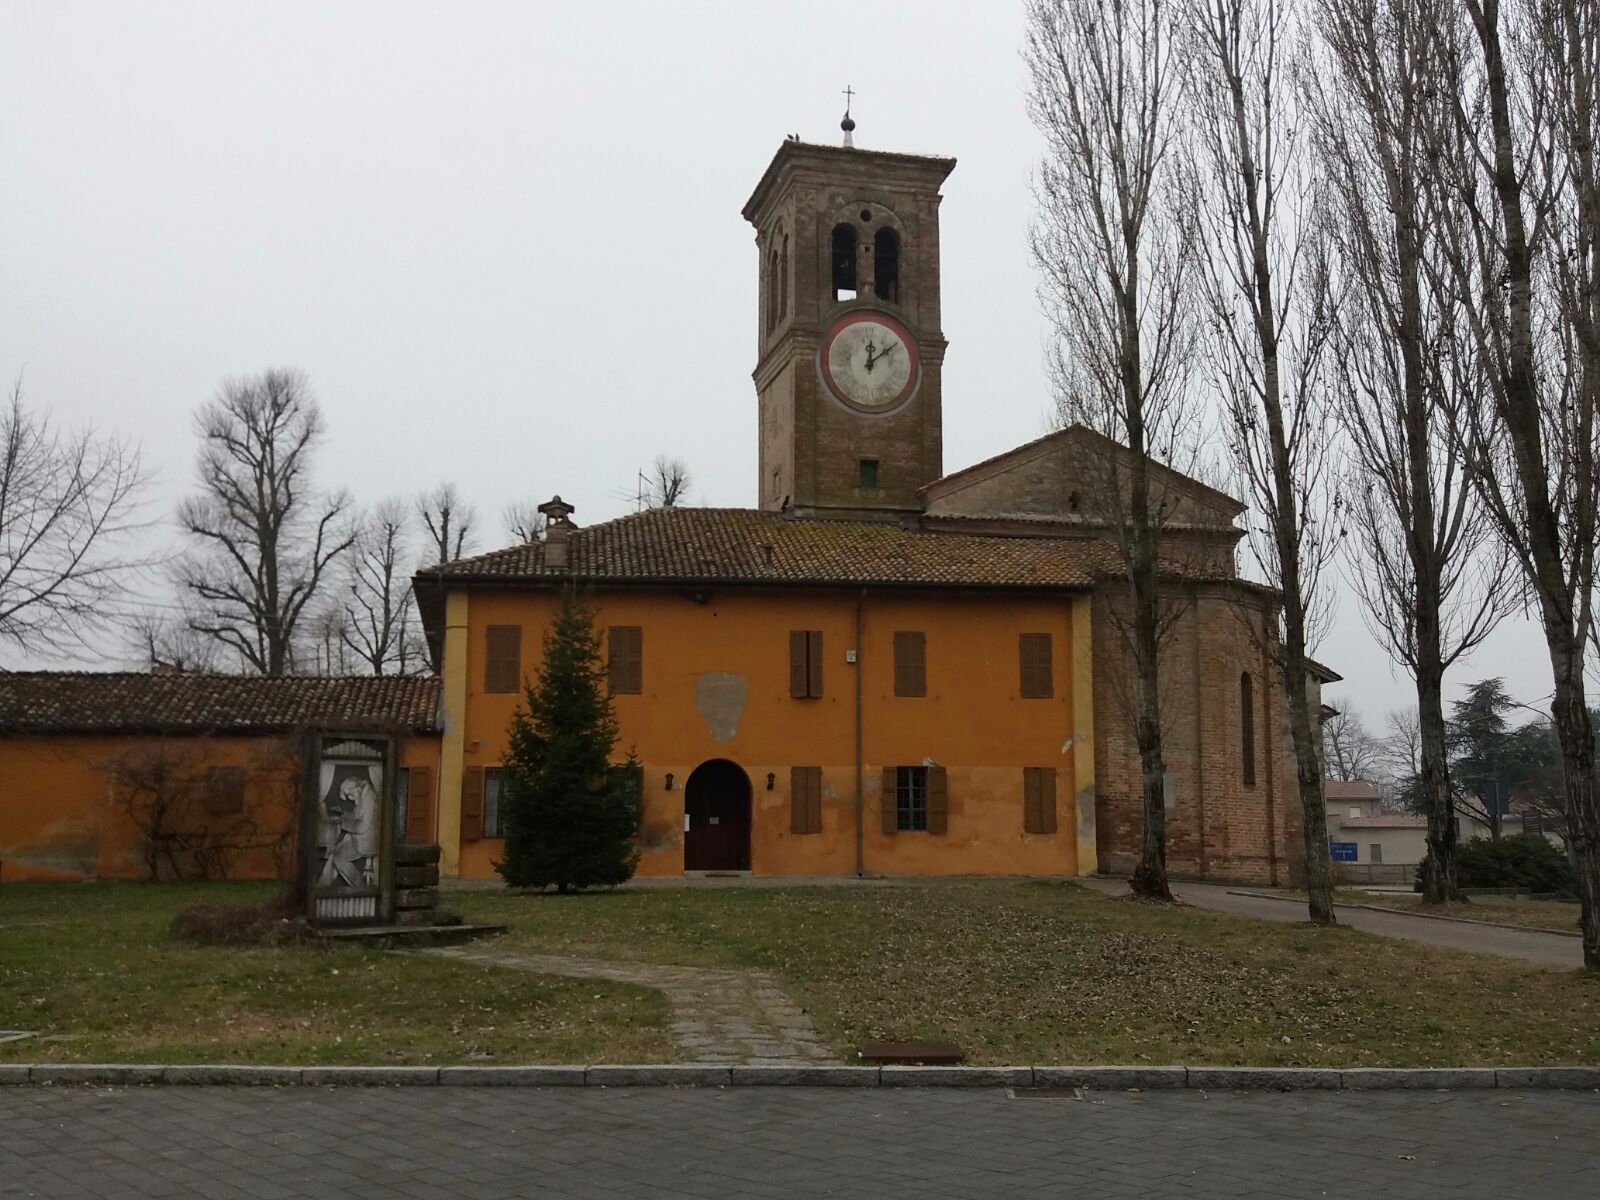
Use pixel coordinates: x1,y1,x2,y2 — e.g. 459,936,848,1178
841,84,856,148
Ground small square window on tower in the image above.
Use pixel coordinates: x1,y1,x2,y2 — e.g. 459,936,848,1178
858,458,880,489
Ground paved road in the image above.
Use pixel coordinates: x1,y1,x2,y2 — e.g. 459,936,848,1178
1082,877,1585,969
1,1085,1595,1199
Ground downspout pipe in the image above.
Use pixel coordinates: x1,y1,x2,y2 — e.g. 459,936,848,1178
856,588,866,878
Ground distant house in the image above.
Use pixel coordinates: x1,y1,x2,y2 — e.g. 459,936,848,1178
0,673,442,883
1322,778,1526,881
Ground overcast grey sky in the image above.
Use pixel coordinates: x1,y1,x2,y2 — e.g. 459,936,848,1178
0,0,1563,729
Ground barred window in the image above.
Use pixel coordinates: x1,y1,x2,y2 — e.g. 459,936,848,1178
483,767,505,838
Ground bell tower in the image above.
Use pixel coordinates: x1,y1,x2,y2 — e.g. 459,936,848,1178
743,121,955,518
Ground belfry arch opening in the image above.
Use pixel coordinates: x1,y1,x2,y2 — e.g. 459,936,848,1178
831,224,858,301
874,227,900,302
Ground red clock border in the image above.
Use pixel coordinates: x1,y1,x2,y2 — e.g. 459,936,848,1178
818,310,921,415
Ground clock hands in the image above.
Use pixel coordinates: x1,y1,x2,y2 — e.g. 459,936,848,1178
863,340,900,372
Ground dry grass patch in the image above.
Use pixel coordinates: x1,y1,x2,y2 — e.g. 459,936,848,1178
457,880,1600,1067
0,882,671,1065
1349,894,1584,934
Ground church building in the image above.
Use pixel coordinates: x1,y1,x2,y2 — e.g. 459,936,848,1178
414,131,1331,886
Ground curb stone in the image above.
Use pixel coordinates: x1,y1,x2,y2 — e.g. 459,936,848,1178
1186,1068,1341,1091
3,1063,1594,1089
587,1065,733,1087
28,1064,165,1086
1033,1066,1187,1090
730,1065,880,1086
1497,1067,1600,1089
300,1066,440,1086
881,1066,1034,1088
1342,1068,1498,1090
161,1066,304,1086
439,1066,587,1087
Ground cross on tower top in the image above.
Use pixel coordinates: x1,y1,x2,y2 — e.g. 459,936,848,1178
840,84,856,146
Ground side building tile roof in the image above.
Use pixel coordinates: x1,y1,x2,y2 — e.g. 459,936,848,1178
0,672,443,736
418,507,1116,590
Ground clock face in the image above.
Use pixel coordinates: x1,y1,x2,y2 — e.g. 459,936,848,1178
819,311,920,414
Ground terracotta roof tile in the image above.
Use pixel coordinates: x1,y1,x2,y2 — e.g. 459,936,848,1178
0,673,442,736
418,508,1115,589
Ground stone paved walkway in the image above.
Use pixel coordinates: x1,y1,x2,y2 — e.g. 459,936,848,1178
421,947,835,1065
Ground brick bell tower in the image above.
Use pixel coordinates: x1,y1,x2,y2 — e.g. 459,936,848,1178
742,111,955,518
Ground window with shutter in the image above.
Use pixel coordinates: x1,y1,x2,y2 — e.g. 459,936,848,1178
484,625,522,694
893,631,926,697
1023,767,1057,834
404,765,434,843
789,631,824,698
790,766,822,834
1019,633,1053,698
609,626,643,694
482,768,505,837
204,766,246,815
892,766,929,831
926,766,948,835
461,765,485,842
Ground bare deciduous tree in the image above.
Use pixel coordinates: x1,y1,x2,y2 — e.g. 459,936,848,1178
1306,0,1511,902
176,370,354,677
417,482,477,563
1419,0,1600,967
1322,701,1388,783
1181,0,1340,921
339,499,421,675
502,499,547,545
643,455,692,509
1027,0,1199,900
0,382,149,660
129,611,222,674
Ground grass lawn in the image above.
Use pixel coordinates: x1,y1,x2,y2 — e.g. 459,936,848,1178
0,882,671,1065
1344,892,1585,934
451,881,1600,1068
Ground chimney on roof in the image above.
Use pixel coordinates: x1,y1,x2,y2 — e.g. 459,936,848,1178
538,495,577,570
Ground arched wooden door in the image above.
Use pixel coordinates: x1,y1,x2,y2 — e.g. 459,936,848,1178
683,759,752,871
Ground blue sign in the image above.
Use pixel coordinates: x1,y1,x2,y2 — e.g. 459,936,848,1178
1329,842,1359,862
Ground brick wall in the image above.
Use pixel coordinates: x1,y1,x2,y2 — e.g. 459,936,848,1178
1091,582,1309,885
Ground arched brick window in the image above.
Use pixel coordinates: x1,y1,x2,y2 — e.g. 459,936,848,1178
1240,672,1256,787
767,248,780,333
780,233,789,319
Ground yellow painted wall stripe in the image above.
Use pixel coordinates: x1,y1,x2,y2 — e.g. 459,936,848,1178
437,589,469,877
1071,593,1097,876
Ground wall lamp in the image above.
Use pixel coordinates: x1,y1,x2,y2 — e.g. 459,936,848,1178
766,772,776,791
664,772,675,792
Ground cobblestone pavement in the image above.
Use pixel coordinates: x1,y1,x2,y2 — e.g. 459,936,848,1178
2,1085,1595,1199
421,946,834,1064
1078,878,1584,969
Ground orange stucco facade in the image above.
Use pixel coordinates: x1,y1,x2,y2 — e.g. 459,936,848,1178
0,732,441,884
443,584,1093,880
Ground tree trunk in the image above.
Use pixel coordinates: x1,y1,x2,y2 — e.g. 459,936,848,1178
1129,576,1172,900
1548,631,1600,968
1415,657,1462,903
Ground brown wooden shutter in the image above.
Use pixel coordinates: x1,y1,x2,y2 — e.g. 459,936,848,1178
484,625,521,694
204,766,246,815
789,631,809,698
881,766,898,834
405,766,433,843
1019,633,1053,699
461,765,485,842
790,766,822,834
1038,767,1057,834
927,766,948,834
807,631,824,698
609,626,643,694
893,631,926,697
1023,767,1041,833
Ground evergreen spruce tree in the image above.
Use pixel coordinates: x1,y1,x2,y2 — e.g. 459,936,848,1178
496,592,640,891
